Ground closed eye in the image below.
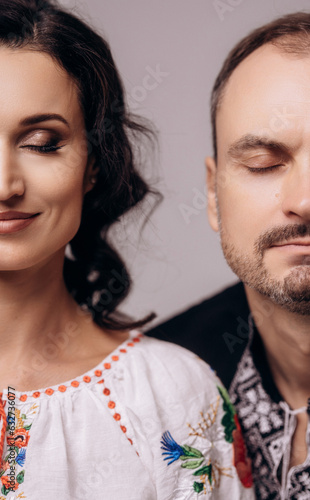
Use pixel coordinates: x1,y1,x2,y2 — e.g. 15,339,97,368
246,164,283,173
21,144,64,154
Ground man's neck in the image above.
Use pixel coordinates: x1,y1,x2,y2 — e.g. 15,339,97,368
245,285,310,410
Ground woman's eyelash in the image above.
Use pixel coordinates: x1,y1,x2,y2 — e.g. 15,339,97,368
21,144,64,154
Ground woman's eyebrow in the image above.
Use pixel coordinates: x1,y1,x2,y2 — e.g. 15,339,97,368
226,134,290,160
19,113,70,129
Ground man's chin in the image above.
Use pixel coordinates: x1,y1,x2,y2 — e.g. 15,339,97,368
257,266,310,315
222,242,310,314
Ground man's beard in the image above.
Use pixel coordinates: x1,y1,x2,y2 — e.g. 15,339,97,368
219,223,310,315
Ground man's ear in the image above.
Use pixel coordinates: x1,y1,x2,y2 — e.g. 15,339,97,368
205,156,219,232
83,155,99,195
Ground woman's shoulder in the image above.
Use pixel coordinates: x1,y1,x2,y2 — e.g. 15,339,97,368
109,332,254,499
112,332,222,406
128,332,218,375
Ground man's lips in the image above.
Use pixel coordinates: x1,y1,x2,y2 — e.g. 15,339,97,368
271,239,310,247
0,211,38,220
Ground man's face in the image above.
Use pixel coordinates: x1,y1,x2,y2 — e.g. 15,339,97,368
207,43,310,314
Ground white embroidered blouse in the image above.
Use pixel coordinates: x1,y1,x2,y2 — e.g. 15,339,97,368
0,332,255,499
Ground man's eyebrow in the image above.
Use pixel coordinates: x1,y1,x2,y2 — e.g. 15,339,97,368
19,113,70,129
226,134,290,159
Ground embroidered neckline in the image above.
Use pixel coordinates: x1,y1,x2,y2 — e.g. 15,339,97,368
0,332,143,495
229,338,310,499
0,331,142,403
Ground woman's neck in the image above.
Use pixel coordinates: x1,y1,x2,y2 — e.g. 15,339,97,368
0,254,75,358
0,255,129,391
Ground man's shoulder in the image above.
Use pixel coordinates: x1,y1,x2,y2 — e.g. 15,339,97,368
146,281,251,388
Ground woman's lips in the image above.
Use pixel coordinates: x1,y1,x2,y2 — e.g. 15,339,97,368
0,213,39,234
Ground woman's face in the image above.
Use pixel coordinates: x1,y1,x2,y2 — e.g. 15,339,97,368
0,47,95,271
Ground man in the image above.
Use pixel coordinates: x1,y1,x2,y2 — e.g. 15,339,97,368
148,12,310,500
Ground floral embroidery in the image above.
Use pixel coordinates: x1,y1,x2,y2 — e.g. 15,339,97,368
0,404,37,498
218,386,253,488
161,391,234,495
162,431,205,467
161,387,253,495
0,494,26,500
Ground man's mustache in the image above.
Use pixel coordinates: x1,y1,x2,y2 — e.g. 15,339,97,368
255,224,310,256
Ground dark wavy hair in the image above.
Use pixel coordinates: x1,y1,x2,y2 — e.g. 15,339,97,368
211,12,310,161
0,0,158,329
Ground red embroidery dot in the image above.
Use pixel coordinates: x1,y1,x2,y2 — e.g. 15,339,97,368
128,438,133,445
71,380,79,388
104,363,111,370
133,338,140,343
127,342,134,347
121,425,127,433
111,355,119,362
58,385,67,393
108,401,116,409
83,376,91,383
19,395,27,402
120,349,127,353
94,370,102,377
103,388,110,396
32,392,40,398
113,413,121,421
97,379,104,384
45,388,54,396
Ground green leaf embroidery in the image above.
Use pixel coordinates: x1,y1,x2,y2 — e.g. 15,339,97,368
181,458,204,469
194,464,213,484
23,424,32,431
193,481,204,493
16,470,25,484
14,446,19,455
21,414,26,420
182,444,203,458
1,485,10,496
217,386,236,443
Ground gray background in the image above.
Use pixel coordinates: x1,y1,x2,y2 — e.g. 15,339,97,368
61,0,310,325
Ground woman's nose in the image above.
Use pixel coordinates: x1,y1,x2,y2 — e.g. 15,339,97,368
0,147,25,201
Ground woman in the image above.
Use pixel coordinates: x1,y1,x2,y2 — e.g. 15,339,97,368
0,0,254,498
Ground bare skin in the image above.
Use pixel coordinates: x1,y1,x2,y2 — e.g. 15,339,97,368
0,256,128,391
0,48,128,392
206,44,310,467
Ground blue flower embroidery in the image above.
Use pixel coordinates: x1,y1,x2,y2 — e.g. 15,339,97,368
16,448,26,467
161,430,213,494
161,431,184,465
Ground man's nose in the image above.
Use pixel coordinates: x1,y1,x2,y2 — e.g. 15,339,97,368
0,147,25,201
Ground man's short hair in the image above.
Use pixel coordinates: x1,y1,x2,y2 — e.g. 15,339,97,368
211,12,310,160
